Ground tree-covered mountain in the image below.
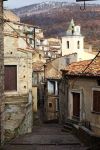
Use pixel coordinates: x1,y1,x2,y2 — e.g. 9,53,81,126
13,1,100,50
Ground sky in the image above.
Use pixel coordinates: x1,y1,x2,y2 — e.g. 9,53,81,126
4,0,100,9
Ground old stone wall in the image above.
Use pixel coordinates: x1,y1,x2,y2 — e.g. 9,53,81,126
0,1,4,144
4,16,33,141
4,95,33,141
59,78,68,124
4,34,32,95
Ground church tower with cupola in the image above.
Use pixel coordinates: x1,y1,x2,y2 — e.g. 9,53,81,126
62,19,84,58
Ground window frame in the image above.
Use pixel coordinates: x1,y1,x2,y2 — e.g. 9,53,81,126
77,41,80,49
67,41,69,49
4,65,17,92
92,88,100,114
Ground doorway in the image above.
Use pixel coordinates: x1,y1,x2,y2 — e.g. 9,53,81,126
72,92,80,119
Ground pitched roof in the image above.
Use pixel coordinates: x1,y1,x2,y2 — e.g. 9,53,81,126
33,61,44,72
62,56,100,77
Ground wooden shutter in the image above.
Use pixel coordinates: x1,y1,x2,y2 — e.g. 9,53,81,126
4,65,17,91
93,91,100,112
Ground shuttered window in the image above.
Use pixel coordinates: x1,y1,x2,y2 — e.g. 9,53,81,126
4,65,17,91
93,91,100,113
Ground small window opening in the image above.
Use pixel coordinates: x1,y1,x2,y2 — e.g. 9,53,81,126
97,79,100,86
67,41,69,49
49,103,52,108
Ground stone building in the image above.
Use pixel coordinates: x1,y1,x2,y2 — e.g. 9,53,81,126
0,0,5,144
60,56,100,136
44,54,77,121
4,10,34,141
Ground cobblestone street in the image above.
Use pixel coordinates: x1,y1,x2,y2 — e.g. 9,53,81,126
2,124,87,150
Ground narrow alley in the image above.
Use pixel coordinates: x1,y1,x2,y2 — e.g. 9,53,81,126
2,124,87,150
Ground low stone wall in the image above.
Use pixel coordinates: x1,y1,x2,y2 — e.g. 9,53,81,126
72,125,100,147
4,95,33,142
17,103,33,135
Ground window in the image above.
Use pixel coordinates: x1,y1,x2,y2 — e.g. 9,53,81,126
72,26,74,35
49,103,52,108
48,81,55,95
67,41,69,49
29,38,33,44
4,65,17,91
32,72,38,85
77,41,80,49
97,79,100,86
93,90,100,113
39,54,41,59
48,81,58,95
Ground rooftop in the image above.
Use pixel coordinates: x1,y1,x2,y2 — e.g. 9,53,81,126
62,56,100,77
33,61,44,72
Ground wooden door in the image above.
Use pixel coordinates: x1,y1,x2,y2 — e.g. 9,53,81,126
4,65,17,91
72,92,80,118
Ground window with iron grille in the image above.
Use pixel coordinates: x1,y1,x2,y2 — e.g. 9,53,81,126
4,65,17,91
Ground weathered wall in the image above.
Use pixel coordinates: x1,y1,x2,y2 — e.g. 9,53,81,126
44,54,77,121
4,19,33,141
4,34,32,95
32,87,38,112
45,54,77,79
46,96,58,121
68,77,100,135
59,78,68,124
4,95,33,141
0,1,4,144
4,10,20,22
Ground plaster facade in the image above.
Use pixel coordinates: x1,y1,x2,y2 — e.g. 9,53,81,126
68,78,100,136
61,19,95,61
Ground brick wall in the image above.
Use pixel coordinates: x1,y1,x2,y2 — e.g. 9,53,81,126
0,1,4,144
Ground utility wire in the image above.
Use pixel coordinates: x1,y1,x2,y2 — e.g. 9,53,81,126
3,15,100,82
3,15,62,76
71,50,100,87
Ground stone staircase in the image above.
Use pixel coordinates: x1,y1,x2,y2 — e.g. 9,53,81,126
62,119,79,133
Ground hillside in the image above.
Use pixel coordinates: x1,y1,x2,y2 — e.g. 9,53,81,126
13,1,100,50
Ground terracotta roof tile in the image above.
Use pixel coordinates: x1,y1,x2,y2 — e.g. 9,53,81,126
33,61,44,71
63,56,100,77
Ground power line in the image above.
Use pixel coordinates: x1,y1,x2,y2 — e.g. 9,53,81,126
3,15,100,83
71,50,100,87
3,16,62,77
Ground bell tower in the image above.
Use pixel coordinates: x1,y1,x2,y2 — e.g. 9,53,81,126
62,19,84,57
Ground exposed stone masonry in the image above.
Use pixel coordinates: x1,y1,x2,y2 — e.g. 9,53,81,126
0,1,4,144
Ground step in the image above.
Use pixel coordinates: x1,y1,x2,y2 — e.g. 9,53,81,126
66,119,79,125
65,121,74,128
64,125,73,131
61,128,72,133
